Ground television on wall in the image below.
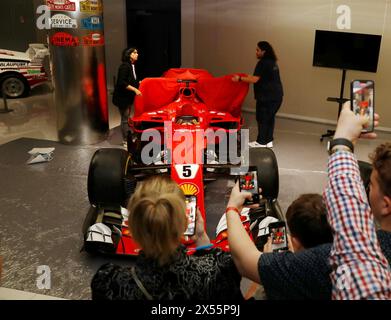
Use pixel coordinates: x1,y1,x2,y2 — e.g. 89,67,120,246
312,30,382,73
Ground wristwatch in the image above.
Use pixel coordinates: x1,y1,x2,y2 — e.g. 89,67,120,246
327,138,354,155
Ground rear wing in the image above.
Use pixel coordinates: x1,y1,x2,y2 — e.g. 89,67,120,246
134,71,249,117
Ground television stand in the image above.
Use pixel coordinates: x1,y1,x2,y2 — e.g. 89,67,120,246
320,129,334,141
320,69,350,142
320,97,350,141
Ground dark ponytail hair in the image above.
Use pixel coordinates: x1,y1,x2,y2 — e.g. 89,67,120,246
121,47,138,62
257,41,278,61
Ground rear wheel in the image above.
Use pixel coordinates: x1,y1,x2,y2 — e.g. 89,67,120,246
0,74,30,98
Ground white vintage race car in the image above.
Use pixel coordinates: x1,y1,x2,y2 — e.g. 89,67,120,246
0,44,49,98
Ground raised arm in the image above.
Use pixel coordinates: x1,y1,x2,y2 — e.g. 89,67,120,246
323,102,391,299
226,182,262,283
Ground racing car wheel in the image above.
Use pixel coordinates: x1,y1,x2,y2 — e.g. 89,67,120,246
249,147,279,200
88,148,135,208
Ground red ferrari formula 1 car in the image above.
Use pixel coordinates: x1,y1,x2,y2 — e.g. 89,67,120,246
83,68,283,256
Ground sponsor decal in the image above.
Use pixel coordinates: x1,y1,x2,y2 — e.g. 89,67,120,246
82,32,104,46
179,183,199,196
80,0,103,13
175,164,200,180
0,61,29,67
47,0,76,12
27,69,42,74
81,16,103,30
50,32,79,47
50,13,77,28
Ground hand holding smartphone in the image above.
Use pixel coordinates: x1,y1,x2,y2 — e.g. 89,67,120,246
269,221,288,252
350,80,375,133
184,195,197,236
239,166,260,205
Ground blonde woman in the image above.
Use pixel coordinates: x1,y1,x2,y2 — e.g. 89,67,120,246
91,176,243,300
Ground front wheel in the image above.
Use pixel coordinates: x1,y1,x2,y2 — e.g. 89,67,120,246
87,148,136,208
249,147,279,200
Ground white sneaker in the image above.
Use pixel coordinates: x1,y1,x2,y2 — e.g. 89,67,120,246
266,142,273,148
249,141,267,148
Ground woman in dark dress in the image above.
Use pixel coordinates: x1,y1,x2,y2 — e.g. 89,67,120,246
91,176,243,300
112,47,141,147
233,41,283,148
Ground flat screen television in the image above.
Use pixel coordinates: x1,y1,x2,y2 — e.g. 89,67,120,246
312,30,382,72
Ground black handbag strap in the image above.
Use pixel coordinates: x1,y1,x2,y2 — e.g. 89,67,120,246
131,266,153,300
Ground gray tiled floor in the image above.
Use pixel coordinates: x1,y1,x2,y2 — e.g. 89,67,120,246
1,89,390,300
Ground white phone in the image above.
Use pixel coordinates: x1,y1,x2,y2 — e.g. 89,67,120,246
184,196,197,236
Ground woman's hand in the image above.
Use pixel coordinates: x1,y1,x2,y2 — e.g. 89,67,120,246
232,74,241,82
192,208,211,247
134,88,142,96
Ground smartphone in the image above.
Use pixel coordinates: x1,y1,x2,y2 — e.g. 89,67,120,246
184,195,197,236
269,221,288,252
351,80,375,133
239,166,259,205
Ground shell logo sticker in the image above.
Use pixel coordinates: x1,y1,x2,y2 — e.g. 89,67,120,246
180,183,199,196
47,0,76,12
50,32,79,47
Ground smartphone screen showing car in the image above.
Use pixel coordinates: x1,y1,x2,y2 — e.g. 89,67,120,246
351,80,375,133
184,195,197,236
239,167,259,204
269,221,288,252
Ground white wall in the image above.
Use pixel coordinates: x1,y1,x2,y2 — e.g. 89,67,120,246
187,0,391,129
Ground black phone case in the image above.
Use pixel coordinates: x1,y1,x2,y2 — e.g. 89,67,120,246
269,222,289,251
239,167,259,205
244,194,259,205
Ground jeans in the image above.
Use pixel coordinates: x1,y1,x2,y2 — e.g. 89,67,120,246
255,98,283,145
119,106,130,141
